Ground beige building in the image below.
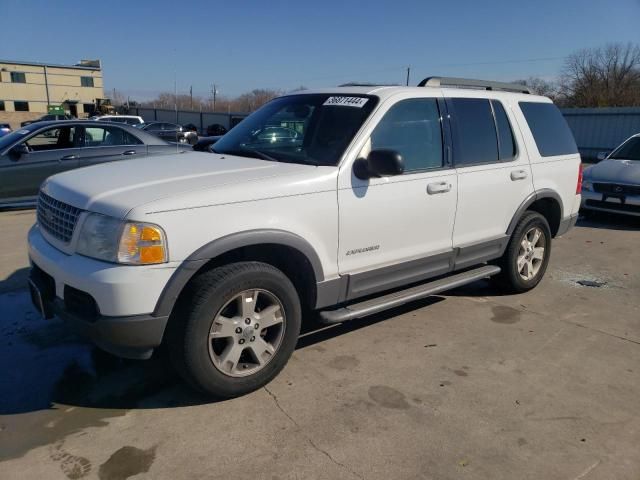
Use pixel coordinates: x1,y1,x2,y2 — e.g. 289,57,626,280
0,59,104,128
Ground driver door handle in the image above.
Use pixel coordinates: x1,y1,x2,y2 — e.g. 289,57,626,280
60,154,78,161
427,181,452,195
510,170,528,181
122,150,137,156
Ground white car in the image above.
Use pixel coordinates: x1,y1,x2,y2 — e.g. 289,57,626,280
27,77,582,397
92,115,145,126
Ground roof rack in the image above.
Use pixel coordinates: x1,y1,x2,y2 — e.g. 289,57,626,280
418,76,531,94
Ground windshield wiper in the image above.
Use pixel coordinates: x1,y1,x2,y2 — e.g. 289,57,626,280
215,148,280,162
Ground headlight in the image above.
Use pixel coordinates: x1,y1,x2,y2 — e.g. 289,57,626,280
582,180,594,192
76,213,168,264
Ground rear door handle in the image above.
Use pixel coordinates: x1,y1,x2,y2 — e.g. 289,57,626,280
427,181,452,195
510,170,528,181
59,154,78,161
122,150,137,156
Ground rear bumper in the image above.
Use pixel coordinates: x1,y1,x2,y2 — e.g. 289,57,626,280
556,213,579,236
581,190,640,217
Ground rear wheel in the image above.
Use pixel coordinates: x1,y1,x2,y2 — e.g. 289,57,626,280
167,262,301,398
494,211,551,293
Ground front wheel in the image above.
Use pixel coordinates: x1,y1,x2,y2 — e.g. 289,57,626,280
167,262,301,398
494,211,552,293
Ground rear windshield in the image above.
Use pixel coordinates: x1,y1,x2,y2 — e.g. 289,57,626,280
519,102,578,157
610,136,640,161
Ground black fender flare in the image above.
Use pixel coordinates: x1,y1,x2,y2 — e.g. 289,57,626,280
153,229,325,317
506,189,564,237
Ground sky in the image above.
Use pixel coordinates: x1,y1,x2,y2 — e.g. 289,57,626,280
1,0,639,101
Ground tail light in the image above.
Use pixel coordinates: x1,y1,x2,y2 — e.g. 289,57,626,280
576,164,583,194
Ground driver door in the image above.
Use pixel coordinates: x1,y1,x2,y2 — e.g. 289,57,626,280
337,95,458,299
0,125,81,201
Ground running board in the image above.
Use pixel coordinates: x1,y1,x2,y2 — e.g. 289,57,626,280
319,265,501,324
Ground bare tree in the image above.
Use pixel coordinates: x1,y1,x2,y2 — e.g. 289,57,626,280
559,42,640,107
140,88,282,113
513,77,559,99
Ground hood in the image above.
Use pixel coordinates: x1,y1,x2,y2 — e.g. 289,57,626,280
42,151,329,218
584,158,640,185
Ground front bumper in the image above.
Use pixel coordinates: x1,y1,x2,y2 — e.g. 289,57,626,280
28,225,178,359
581,190,640,217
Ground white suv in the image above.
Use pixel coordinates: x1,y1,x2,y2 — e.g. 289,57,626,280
28,77,582,397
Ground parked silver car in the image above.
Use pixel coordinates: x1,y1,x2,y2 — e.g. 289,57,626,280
0,121,190,208
581,133,640,217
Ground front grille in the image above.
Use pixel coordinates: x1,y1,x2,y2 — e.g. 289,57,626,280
593,183,640,196
585,199,640,214
37,192,82,243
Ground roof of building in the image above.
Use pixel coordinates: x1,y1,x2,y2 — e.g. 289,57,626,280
0,59,101,71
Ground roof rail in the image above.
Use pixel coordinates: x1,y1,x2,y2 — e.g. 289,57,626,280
338,82,399,87
418,76,531,94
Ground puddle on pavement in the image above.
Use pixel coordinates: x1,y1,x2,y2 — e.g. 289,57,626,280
0,290,201,462
98,445,157,480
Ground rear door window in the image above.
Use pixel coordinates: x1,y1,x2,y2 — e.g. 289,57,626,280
519,102,577,157
84,126,142,146
448,98,498,166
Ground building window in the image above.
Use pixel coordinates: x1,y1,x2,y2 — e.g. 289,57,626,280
14,101,29,112
10,72,26,83
80,76,94,87
0,101,5,111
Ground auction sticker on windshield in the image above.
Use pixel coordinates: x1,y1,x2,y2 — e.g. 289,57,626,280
323,96,369,108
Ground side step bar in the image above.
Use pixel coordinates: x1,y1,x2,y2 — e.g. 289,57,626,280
319,265,501,324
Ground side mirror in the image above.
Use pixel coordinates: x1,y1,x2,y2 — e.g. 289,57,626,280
9,144,30,161
353,149,404,180
596,151,609,161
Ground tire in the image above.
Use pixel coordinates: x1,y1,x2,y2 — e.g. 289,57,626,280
167,262,301,398
494,211,552,293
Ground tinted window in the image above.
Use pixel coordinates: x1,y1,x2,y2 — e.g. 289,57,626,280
492,100,516,160
10,72,26,83
14,101,29,112
450,98,498,165
80,76,94,87
84,126,142,146
610,136,640,161
519,102,577,157
26,127,79,151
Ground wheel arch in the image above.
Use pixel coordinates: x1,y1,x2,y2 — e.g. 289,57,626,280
154,229,325,318
507,189,564,238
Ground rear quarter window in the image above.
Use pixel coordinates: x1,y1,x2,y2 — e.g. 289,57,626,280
519,102,577,157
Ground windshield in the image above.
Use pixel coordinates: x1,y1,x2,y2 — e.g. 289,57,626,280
0,126,36,152
213,93,378,166
610,136,640,161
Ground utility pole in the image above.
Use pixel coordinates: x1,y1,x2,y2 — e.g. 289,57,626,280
211,83,218,112
406,66,411,86
174,76,178,123
190,85,193,110
43,65,50,108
